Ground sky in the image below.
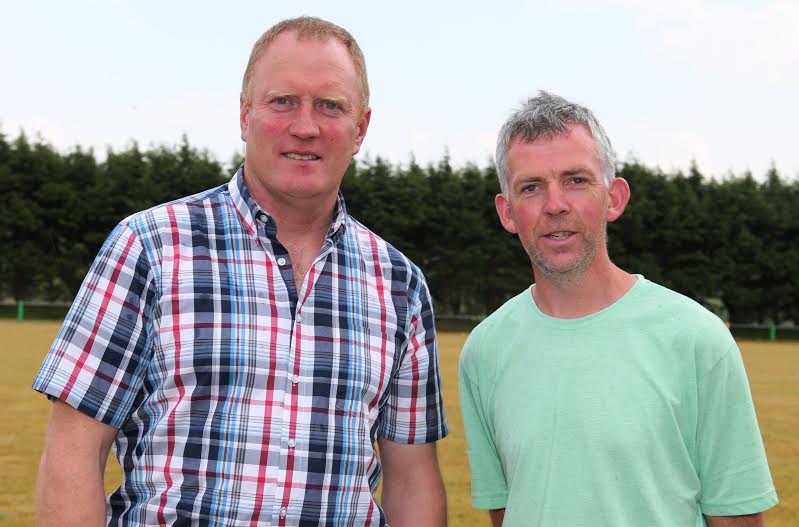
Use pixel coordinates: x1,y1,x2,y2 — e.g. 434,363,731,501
2,0,798,180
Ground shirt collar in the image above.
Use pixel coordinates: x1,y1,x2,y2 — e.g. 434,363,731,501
228,165,348,240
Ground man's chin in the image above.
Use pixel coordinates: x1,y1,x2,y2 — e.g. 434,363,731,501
531,254,592,283
279,183,337,201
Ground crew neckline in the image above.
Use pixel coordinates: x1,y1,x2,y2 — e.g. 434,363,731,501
524,274,646,328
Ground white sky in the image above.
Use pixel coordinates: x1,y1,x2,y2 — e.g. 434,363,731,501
2,0,798,179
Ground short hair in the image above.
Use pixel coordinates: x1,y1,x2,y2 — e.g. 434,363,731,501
495,91,616,195
241,16,370,113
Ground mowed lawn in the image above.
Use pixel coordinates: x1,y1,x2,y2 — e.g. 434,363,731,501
1,321,796,526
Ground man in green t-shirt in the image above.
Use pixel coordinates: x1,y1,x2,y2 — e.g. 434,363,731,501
459,91,778,527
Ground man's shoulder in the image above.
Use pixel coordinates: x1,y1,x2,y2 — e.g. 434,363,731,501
120,181,231,235
475,288,531,333
461,289,531,366
630,278,735,363
345,214,425,283
635,277,726,327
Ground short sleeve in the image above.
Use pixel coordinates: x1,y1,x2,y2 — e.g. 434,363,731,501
379,277,448,444
696,344,779,516
32,222,157,428
459,331,508,510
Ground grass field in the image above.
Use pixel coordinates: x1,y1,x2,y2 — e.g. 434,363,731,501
1,321,796,526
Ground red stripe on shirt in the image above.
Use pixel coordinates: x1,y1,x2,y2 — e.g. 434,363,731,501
250,252,280,525
157,206,186,524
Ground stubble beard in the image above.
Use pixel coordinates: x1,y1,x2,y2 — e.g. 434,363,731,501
527,226,606,285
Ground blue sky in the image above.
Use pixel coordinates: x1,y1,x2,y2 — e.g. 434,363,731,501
2,0,797,179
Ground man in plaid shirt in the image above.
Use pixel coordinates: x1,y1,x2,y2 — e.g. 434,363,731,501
34,16,448,526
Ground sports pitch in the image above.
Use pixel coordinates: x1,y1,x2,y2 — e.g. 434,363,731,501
1,321,796,526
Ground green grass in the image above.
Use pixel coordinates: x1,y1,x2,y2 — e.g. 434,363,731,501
1,322,795,526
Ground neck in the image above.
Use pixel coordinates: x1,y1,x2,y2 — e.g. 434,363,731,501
531,257,636,319
269,203,335,246
247,181,335,289
243,170,338,245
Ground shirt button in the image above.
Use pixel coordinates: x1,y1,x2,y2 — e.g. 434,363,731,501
277,257,286,266
288,438,296,448
296,313,302,323
279,507,287,518
291,375,299,385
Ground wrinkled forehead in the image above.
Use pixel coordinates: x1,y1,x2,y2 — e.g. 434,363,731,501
508,125,602,170
254,31,365,102
258,31,350,64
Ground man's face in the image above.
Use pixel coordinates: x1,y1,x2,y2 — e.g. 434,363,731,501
239,31,370,205
495,125,628,283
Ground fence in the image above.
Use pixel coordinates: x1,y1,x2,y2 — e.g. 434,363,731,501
436,315,799,341
3,304,798,341
0,302,70,320
729,324,799,341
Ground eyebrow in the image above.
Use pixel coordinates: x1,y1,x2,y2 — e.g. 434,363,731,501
561,167,593,177
261,89,292,101
511,176,544,191
514,167,592,182
511,168,597,190
319,94,349,106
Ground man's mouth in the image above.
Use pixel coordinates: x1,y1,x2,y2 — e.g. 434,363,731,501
545,231,574,240
284,152,320,161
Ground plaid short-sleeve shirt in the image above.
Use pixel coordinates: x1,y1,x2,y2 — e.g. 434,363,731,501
33,169,448,526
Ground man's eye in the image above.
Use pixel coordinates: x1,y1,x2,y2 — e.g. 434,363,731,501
319,100,343,116
318,100,344,114
268,97,294,111
570,177,588,185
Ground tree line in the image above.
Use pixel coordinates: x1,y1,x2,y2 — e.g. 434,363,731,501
1,131,797,324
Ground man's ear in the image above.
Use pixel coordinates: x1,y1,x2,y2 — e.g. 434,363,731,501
606,177,630,222
239,93,249,143
352,107,372,155
495,193,518,234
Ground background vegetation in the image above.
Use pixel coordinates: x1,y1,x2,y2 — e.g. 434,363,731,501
1,131,797,323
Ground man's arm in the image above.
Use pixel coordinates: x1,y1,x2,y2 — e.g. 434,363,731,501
705,513,764,527
36,398,117,526
378,438,446,527
489,508,505,526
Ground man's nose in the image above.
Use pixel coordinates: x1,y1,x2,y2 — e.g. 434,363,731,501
289,103,320,139
543,186,569,215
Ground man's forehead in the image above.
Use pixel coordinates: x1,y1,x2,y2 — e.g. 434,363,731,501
507,126,601,174
261,30,349,61
253,35,358,88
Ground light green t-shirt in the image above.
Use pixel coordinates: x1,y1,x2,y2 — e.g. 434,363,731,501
459,276,777,526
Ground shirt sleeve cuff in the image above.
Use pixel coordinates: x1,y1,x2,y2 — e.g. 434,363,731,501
701,489,779,516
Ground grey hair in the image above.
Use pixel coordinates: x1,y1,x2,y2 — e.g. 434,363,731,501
495,91,617,195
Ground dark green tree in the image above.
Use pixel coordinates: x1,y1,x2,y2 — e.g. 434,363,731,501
2,129,797,325
0,133,60,301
